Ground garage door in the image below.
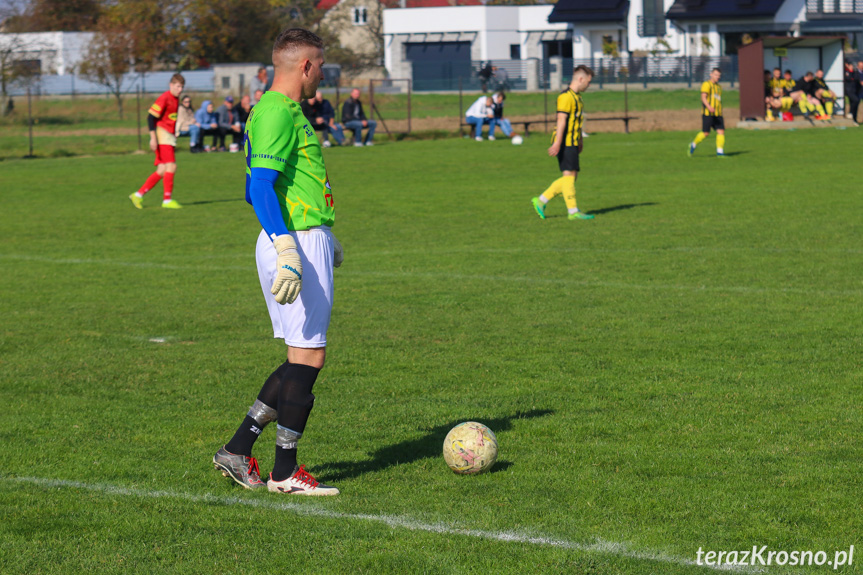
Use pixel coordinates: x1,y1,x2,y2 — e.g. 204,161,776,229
405,41,472,91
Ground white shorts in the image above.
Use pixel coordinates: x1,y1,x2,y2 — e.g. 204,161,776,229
256,227,335,348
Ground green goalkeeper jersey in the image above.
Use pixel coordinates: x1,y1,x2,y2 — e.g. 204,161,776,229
244,91,334,230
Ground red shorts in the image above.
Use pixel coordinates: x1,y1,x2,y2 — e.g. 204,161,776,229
154,144,176,166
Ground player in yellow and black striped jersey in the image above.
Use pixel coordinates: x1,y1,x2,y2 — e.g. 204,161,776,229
765,68,792,121
530,65,596,221
689,68,725,157
814,69,837,119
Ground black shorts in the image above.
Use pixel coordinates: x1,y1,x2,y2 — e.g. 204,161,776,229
702,115,725,132
557,146,580,172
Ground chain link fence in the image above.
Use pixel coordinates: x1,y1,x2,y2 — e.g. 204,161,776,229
411,55,739,92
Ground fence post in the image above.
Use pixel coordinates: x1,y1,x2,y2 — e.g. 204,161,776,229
687,56,692,88
458,76,463,136
26,84,34,158
643,57,648,89
136,86,142,152
407,79,412,134
544,87,548,133
599,59,604,90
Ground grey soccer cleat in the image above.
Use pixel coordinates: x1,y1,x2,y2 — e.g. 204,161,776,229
213,446,266,489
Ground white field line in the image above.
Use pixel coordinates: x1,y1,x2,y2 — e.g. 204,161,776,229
2,253,860,297
5,475,757,573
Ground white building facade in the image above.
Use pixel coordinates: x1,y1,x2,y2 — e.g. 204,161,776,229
0,31,94,76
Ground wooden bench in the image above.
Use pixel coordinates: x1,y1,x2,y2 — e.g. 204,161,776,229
460,119,541,137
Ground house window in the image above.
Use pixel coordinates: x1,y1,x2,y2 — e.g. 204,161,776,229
510,44,521,59
352,7,368,25
221,76,231,89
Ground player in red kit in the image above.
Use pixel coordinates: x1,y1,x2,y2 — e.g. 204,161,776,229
129,74,185,209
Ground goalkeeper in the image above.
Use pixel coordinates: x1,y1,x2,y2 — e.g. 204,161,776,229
213,28,343,496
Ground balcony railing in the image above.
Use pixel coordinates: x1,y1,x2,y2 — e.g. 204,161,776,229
637,14,668,37
806,0,863,14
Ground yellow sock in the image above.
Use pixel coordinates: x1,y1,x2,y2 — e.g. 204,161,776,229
561,176,577,211
540,177,565,202
798,100,809,114
716,134,725,151
825,101,833,116
815,103,826,116
781,97,792,112
693,131,707,146
766,109,774,120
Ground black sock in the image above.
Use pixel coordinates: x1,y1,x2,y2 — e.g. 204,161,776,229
271,364,320,480
224,361,289,456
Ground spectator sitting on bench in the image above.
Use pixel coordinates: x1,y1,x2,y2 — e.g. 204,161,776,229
233,94,252,139
214,95,238,151
193,100,219,152
175,95,201,152
302,90,345,147
465,94,495,141
342,88,377,146
490,92,520,141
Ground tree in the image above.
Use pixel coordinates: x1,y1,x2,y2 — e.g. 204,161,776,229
78,16,135,118
13,0,102,32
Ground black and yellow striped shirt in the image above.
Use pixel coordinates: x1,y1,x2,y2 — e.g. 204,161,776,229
556,89,583,147
701,80,722,117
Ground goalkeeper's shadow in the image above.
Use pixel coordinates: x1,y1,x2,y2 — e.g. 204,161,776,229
321,408,553,481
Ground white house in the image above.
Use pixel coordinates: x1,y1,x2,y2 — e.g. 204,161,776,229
0,31,94,76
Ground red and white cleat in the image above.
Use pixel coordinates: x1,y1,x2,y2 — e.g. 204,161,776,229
267,465,339,496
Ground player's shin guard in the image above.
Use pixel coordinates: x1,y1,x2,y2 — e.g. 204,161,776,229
162,172,175,201
272,363,320,480
540,177,564,202
692,131,707,146
138,172,162,196
561,176,577,212
224,361,289,456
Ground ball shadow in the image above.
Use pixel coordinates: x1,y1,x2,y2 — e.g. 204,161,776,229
321,409,553,481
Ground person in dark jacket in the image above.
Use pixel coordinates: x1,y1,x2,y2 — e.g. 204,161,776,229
844,60,860,123
341,88,376,146
302,91,345,147
214,95,236,151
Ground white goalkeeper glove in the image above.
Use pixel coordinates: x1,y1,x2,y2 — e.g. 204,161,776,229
332,234,343,268
271,234,303,305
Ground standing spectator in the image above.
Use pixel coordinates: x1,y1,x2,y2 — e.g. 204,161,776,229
194,100,219,152
844,60,860,124
215,95,236,151
464,94,495,141
302,91,345,147
492,66,509,93
341,88,376,146
249,67,269,105
175,95,201,153
478,62,493,92
128,73,185,210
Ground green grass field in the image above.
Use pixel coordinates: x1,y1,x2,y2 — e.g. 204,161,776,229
1,127,861,574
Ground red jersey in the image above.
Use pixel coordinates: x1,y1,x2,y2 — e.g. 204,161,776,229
149,90,179,134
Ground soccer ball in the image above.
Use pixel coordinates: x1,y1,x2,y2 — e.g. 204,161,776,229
511,135,523,145
443,422,498,475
